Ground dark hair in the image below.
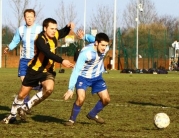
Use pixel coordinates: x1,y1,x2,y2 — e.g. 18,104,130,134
42,18,57,31
24,9,36,17
95,33,109,43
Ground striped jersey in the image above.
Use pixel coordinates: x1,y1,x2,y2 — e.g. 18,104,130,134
8,23,42,59
28,25,71,73
68,41,109,91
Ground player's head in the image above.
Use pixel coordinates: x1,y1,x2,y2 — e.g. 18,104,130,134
42,18,58,38
95,33,109,54
24,9,36,27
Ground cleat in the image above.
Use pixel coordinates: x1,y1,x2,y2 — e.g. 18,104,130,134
86,114,105,124
17,107,27,121
64,120,75,126
1,116,17,124
26,109,32,115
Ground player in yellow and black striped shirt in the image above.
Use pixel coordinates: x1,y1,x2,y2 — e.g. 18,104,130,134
2,18,74,124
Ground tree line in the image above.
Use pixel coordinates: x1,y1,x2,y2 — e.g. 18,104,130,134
2,0,179,48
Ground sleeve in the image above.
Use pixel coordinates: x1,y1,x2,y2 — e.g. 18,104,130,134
84,34,95,43
68,50,87,91
57,25,71,39
8,29,21,50
36,37,64,63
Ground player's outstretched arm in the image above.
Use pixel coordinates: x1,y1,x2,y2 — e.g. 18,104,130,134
58,22,75,39
61,60,74,68
63,89,74,100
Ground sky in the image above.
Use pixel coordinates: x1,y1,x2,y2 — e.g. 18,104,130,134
2,0,179,30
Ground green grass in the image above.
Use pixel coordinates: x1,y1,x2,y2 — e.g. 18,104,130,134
1,68,179,138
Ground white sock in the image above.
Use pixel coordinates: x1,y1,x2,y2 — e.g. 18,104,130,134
26,90,43,109
10,96,24,116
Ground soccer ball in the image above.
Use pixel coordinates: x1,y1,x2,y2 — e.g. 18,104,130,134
154,113,170,129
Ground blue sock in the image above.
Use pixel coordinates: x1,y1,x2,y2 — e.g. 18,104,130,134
24,95,30,103
70,103,81,121
89,100,104,118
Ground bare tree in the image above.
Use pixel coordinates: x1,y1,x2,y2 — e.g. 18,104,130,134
122,0,157,28
155,15,179,38
55,0,79,28
88,4,118,37
7,0,44,31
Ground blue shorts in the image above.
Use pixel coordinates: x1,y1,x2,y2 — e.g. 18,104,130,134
18,58,31,77
75,75,107,94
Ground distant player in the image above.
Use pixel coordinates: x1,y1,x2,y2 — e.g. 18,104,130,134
63,30,110,126
4,9,42,103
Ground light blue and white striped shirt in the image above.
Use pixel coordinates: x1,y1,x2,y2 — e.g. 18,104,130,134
8,23,42,59
68,34,109,91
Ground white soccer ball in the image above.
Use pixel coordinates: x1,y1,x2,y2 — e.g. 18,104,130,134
154,113,170,129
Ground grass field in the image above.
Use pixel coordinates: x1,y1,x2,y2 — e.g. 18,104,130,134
1,68,179,138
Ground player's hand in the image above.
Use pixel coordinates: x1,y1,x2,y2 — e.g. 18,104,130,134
76,29,84,39
62,60,74,68
67,22,75,30
4,47,9,54
63,90,74,100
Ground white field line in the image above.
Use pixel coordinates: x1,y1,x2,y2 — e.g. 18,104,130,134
45,98,172,109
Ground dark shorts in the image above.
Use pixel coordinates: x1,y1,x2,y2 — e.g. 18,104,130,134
22,68,56,87
18,58,31,77
75,75,107,94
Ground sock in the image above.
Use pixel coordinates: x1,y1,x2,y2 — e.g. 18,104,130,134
88,100,104,118
24,95,30,103
32,84,42,91
69,103,81,121
26,90,43,109
10,96,24,116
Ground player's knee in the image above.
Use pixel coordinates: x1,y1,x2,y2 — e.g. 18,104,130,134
102,97,110,106
76,98,85,106
45,89,53,95
43,86,53,96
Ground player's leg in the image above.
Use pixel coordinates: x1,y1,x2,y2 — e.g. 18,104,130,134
87,76,110,124
27,79,54,108
18,72,55,115
64,89,86,126
1,85,32,124
86,89,110,124
18,58,31,103
65,76,88,126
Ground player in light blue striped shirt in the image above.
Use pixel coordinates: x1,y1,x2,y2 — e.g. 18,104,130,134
63,31,111,126
4,9,42,103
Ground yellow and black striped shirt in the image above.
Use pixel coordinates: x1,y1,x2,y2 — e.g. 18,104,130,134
28,25,71,72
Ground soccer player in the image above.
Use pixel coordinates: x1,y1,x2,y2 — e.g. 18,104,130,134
63,31,110,126
2,18,74,124
4,9,42,103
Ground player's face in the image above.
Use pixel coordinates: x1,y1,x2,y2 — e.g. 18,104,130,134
24,12,35,26
96,41,109,54
44,23,57,38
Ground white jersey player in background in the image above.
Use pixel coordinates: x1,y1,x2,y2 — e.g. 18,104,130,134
4,9,42,104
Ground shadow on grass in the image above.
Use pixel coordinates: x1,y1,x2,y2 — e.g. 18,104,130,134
31,115,91,125
128,101,167,107
0,113,10,120
0,105,11,111
31,115,66,124
128,101,179,109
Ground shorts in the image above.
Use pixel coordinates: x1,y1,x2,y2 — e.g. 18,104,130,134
22,68,56,87
18,58,31,77
75,75,107,94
